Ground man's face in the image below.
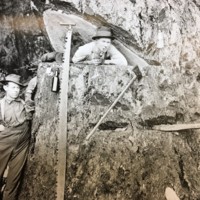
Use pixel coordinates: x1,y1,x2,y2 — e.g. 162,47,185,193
4,82,20,99
96,38,111,52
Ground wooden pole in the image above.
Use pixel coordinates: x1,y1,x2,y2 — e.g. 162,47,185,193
152,123,200,132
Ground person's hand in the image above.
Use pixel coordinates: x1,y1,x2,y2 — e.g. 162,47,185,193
104,60,113,65
25,100,35,112
0,124,5,131
25,93,32,103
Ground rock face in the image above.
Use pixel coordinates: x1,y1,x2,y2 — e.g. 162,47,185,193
1,0,200,200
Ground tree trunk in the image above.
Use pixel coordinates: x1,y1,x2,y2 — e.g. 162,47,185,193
19,62,200,200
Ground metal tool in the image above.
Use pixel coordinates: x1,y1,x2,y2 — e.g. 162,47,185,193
85,65,142,142
56,23,75,200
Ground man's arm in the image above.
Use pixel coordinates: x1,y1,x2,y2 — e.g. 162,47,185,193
105,45,128,66
72,46,104,65
72,42,102,65
25,76,37,113
72,45,89,63
25,76,37,102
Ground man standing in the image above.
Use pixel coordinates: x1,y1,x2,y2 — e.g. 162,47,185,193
0,74,33,200
72,26,128,66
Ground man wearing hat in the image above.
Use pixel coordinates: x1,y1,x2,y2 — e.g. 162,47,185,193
72,26,128,66
0,74,33,200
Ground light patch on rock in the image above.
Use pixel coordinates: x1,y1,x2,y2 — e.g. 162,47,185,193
165,187,180,200
30,1,39,11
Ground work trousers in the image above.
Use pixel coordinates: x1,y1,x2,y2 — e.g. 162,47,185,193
0,121,30,200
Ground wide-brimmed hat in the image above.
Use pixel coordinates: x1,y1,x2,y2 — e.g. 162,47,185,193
92,26,115,40
0,74,25,87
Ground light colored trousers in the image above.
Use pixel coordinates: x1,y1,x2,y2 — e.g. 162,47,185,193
0,121,30,200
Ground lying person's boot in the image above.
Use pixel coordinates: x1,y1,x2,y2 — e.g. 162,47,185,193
41,51,57,62
55,52,63,63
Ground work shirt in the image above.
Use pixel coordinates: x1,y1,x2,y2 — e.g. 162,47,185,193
0,96,27,127
72,42,128,66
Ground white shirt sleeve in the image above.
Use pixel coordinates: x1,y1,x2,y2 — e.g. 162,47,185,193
72,43,93,63
108,45,128,66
